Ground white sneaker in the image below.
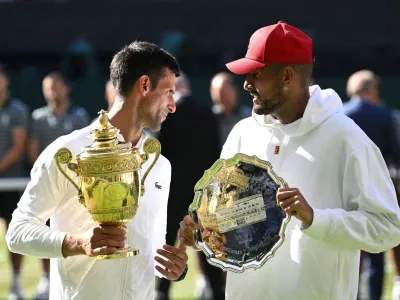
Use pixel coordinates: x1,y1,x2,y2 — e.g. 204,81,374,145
393,276,400,300
34,276,49,300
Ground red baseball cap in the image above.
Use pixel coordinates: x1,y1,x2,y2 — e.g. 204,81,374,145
226,21,313,75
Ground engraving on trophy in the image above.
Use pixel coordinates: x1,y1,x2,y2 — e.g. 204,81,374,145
54,110,161,260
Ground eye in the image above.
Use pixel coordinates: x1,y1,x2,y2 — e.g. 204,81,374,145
168,90,175,95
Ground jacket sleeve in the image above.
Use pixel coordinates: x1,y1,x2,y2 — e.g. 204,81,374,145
303,145,400,253
6,145,68,258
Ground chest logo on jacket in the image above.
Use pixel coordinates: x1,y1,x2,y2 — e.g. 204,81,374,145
274,145,280,155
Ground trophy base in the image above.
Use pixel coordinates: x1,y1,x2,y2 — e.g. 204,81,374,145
96,247,139,260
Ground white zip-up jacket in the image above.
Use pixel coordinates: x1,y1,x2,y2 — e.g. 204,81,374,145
6,122,171,300
221,85,400,300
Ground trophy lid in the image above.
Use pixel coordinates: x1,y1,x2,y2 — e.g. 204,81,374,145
79,110,133,158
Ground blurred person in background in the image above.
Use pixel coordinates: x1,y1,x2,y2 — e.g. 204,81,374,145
155,73,222,300
344,69,400,300
210,72,251,150
104,79,116,111
0,65,30,300
92,80,116,123
28,72,89,300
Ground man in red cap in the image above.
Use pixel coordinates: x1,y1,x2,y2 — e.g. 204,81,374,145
178,21,400,299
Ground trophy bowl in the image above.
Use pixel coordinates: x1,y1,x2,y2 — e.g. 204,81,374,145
188,153,290,273
54,110,161,260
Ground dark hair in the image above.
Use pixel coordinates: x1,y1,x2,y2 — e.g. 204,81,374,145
44,71,68,85
270,63,313,84
110,41,180,97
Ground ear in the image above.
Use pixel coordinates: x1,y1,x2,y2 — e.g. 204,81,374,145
282,66,295,88
137,75,152,96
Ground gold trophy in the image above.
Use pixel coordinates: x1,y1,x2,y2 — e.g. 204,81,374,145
54,110,161,260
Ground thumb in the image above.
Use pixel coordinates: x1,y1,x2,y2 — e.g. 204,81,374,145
178,241,187,251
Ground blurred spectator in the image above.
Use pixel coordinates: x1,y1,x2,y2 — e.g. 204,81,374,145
28,72,89,300
155,73,222,300
210,72,251,149
29,72,89,160
104,79,116,112
344,69,400,300
0,65,30,300
92,80,116,123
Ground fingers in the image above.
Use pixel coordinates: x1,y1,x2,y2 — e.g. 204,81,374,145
161,244,188,262
276,188,299,201
285,200,301,215
84,225,127,256
178,242,186,251
277,197,296,210
201,228,211,241
156,250,187,270
92,246,119,256
154,255,181,276
155,265,176,280
183,215,202,230
277,196,300,215
94,225,126,237
178,221,196,246
91,238,125,250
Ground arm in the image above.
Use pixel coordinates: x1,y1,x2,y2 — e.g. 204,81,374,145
0,128,28,172
0,106,29,172
28,139,40,164
303,145,400,253
5,146,68,258
29,116,41,163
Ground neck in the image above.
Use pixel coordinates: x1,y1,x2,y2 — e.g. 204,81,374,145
107,97,143,145
50,99,70,116
274,90,309,124
357,94,378,106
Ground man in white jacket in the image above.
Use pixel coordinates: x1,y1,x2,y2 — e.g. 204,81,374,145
6,41,188,300
178,21,400,300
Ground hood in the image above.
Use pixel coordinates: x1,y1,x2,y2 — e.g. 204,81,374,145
252,85,343,137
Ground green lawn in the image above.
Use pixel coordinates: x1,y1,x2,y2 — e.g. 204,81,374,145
0,220,396,299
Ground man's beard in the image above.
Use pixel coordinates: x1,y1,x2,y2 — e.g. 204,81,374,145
253,92,284,115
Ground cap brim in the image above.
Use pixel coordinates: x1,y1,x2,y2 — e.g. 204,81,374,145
225,58,267,75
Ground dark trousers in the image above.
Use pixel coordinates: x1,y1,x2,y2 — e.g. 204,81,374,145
367,252,384,300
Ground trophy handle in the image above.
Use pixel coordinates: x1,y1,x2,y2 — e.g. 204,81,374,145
140,137,161,196
54,148,85,205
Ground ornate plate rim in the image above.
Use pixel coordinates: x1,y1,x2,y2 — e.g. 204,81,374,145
189,153,290,273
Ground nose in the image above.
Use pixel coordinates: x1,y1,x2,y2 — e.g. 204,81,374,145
243,78,252,91
167,97,176,113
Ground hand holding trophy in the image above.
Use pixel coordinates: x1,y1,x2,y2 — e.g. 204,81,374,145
54,110,161,259
182,154,290,273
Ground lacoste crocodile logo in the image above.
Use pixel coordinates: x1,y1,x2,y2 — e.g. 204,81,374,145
155,182,162,190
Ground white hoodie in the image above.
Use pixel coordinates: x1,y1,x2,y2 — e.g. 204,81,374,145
220,85,400,300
